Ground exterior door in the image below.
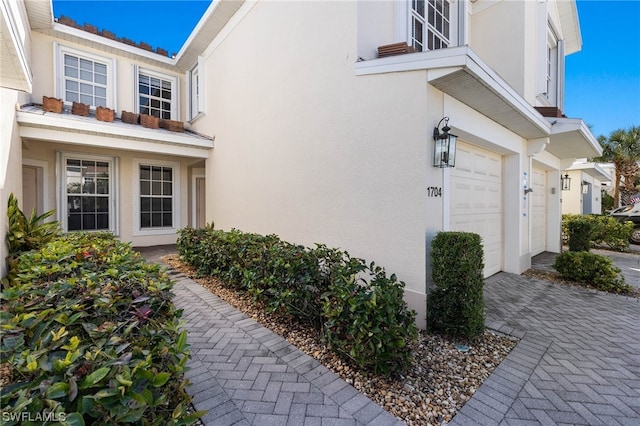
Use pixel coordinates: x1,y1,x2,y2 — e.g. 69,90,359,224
195,177,206,228
22,165,40,215
450,142,503,277
531,168,547,255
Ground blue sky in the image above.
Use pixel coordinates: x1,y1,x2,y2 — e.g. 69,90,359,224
52,0,639,139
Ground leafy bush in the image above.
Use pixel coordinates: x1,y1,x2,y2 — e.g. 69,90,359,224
553,251,632,294
427,232,485,339
177,227,417,375
321,253,417,375
5,193,60,256
562,214,633,252
1,232,203,425
567,218,592,252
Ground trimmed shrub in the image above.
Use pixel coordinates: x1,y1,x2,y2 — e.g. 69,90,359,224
562,214,633,252
176,227,417,375
553,251,632,294
0,232,202,425
321,254,417,376
427,232,485,339
567,219,592,252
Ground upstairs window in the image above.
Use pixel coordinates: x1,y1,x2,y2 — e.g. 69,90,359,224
136,67,178,120
188,56,205,121
55,44,115,108
411,0,452,52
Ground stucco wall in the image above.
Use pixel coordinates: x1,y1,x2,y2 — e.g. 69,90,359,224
0,88,24,277
196,1,430,325
29,32,182,120
22,140,190,247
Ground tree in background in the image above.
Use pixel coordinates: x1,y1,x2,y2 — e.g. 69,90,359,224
594,126,640,207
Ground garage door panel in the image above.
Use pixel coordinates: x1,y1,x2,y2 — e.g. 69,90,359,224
451,178,501,215
450,142,503,278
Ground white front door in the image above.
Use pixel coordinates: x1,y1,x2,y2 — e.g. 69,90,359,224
531,167,547,255
450,142,503,277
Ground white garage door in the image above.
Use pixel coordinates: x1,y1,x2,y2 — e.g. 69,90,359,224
450,143,503,277
531,167,547,255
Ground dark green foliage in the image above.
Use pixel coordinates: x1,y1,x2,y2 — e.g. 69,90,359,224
553,251,632,294
6,193,60,256
567,219,593,252
0,232,203,425
562,214,632,252
427,232,485,339
601,191,614,212
176,226,417,375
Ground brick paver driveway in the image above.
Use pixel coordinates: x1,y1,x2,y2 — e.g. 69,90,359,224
453,272,640,425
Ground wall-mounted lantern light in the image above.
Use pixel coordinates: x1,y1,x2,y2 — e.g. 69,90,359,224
433,117,457,168
561,173,571,191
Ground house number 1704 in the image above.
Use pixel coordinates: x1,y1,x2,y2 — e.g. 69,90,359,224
427,187,442,197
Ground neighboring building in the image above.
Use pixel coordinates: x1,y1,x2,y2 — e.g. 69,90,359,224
561,159,612,215
1,0,602,327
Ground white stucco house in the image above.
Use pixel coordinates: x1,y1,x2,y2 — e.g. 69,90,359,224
561,159,611,215
1,0,602,327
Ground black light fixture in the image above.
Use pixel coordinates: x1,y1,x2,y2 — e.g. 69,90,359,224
433,117,458,168
561,173,571,191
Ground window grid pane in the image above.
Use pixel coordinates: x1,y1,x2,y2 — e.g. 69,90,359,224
139,73,172,119
63,54,109,107
66,158,110,231
411,0,450,52
140,164,173,229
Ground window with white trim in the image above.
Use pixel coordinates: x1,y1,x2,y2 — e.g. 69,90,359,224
544,26,564,108
56,44,115,107
410,0,454,52
190,66,200,119
60,153,116,233
188,56,205,120
137,68,178,120
133,159,180,235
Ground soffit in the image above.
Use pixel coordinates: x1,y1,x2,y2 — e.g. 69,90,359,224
0,3,31,92
174,0,246,72
556,0,582,55
545,118,602,159
24,0,52,30
567,162,612,181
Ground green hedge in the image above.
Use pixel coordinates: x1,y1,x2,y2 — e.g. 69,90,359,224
177,226,417,375
427,232,485,339
553,251,632,294
562,214,633,252
1,232,202,425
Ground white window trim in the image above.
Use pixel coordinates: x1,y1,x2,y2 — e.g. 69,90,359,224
56,151,119,235
134,66,179,121
188,56,206,122
54,42,117,109
132,158,181,236
403,0,462,52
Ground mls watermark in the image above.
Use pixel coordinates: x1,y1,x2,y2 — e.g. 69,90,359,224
2,411,67,422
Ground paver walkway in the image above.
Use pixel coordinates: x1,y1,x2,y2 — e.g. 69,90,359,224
139,246,640,425
137,246,403,426
452,269,640,425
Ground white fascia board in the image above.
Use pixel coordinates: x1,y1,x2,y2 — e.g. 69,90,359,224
52,23,176,68
548,117,602,156
355,46,551,136
16,112,213,156
567,162,612,181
